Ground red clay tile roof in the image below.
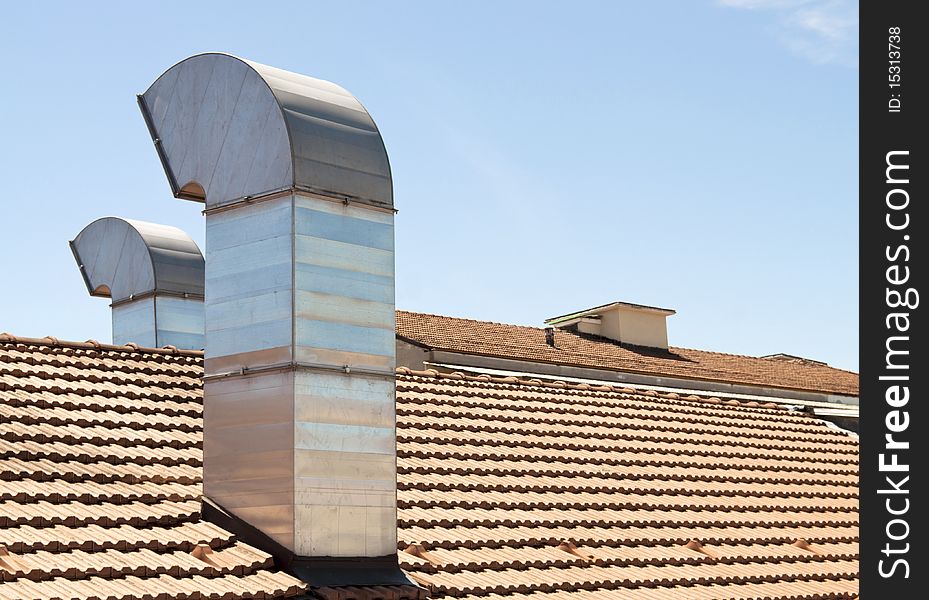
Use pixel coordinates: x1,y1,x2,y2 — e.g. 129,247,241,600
0,335,859,599
394,368,859,599
396,311,860,397
0,335,423,600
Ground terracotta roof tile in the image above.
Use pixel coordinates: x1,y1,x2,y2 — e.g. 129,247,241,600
393,369,857,598
0,338,306,600
396,311,859,397
0,334,856,599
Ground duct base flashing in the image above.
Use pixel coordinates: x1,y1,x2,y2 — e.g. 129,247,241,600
202,498,416,588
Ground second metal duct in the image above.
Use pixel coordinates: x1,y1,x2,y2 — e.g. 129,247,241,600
70,217,205,349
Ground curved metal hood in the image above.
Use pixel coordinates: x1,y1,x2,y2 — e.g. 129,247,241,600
139,52,393,209
70,217,205,303
70,217,205,350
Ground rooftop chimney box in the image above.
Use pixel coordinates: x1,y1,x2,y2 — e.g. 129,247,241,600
546,301,675,350
139,53,399,571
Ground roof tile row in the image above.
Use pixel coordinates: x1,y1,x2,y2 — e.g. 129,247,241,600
0,338,309,599
394,367,857,598
396,311,859,396
0,331,857,599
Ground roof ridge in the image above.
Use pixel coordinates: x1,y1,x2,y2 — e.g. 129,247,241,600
396,309,540,330
668,344,850,372
0,332,205,357
397,309,857,376
393,366,786,412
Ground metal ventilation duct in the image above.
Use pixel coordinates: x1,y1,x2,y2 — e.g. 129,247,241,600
139,52,392,210
69,217,205,349
141,54,399,572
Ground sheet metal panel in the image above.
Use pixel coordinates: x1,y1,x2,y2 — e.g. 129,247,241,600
204,196,293,372
294,422,394,455
71,217,204,300
174,56,248,196
292,370,395,426
203,371,295,550
294,235,394,279
294,291,394,329
112,297,204,349
293,489,396,557
291,194,397,557
244,58,392,207
295,263,394,304
293,347,395,374
141,53,392,209
296,320,394,358
294,206,393,251
75,218,140,297
154,296,205,350
293,370,396,557
143,54,291,205
209,68,283,204
111,298,156,347
294,195,395,374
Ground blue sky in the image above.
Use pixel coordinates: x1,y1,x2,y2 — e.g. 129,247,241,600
0,1,859,370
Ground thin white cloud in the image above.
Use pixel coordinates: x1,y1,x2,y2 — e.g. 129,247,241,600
718,0,858,67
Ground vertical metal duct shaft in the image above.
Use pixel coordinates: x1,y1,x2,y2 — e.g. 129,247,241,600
139,54,398,568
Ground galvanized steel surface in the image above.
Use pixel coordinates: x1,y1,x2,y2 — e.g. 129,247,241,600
70,217,206,349
113,296,204,350
291,194,396,556
203,193,396,374
292,195,396,374
154,296,207,350
203,371,296,549
204,195,293,369
140,53,392,209
145,53,398,557
110,297,205,349
201,192,397,556
70,217,205,302
111,297,156,347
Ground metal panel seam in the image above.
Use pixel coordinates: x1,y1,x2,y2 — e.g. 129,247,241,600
204,67,252,199
291,192,297,539
152,285,159,346
68,240,95,297
350,93,394,209
172,57,218,188
239,56,299,198
137,94,181,197
134,225,160,306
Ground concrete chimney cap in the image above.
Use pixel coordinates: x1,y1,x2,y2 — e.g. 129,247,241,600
69,217,205,303
139,52,393,210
